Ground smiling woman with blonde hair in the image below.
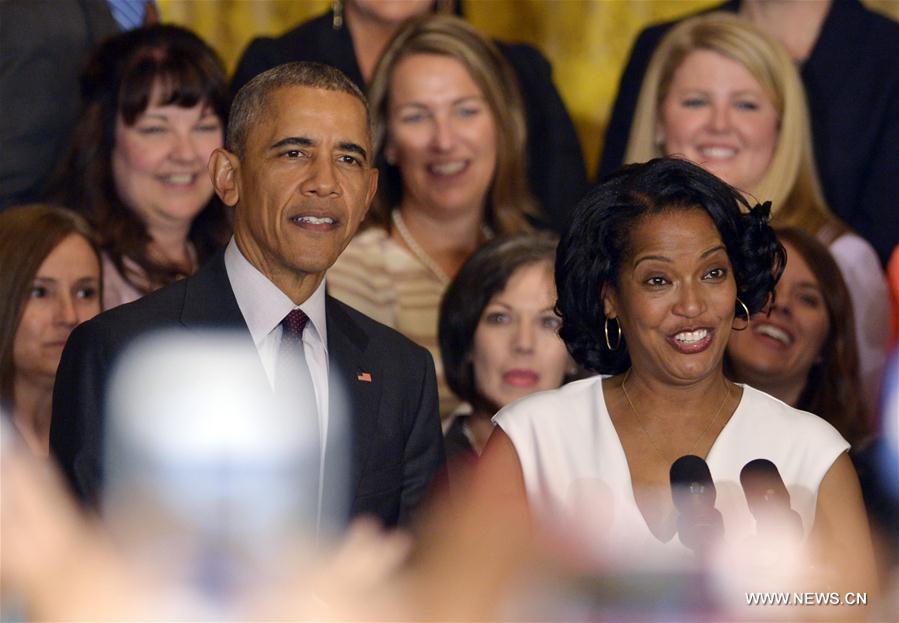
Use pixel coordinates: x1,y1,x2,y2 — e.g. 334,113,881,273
327,14,540,417
623,12,889,412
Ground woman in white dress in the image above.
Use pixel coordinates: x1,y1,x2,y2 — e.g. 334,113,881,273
483,158,876,595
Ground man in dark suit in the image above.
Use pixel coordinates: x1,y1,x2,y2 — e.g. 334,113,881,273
50,62,445,528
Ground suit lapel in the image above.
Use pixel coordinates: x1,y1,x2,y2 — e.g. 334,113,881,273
178,251,269,392
179,251,249,332
324,296,382,516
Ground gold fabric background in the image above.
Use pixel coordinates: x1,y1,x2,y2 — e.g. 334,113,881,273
157,0,899,178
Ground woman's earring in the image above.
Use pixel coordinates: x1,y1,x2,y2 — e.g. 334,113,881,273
332,0,344,29
604,317,622,351
654,131,665,151
733,298,751,331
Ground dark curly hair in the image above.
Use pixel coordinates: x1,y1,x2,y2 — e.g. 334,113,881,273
556,158,785,374
47,24,230,295
440,232,560,414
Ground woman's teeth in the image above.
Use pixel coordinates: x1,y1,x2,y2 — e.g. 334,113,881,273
429,161,466,176
698,146,737,159
674,329,709,344
162,173,195,185
754,324,792,345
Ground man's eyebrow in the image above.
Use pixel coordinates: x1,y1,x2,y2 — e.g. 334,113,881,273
268,137,368,162
338,141,368,162
269,136,314,151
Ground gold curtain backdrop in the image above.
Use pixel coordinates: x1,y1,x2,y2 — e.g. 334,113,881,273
157,0,899,178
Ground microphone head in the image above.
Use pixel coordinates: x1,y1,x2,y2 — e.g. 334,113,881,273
669,456,723,554
740,458,789,504
740,458,803,539
670,455,717,513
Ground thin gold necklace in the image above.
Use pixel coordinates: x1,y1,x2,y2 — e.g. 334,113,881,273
619,369,732,463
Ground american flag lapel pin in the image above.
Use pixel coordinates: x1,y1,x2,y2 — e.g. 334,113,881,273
357,371,372,383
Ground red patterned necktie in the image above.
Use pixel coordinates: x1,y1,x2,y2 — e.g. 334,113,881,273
281,308,308,344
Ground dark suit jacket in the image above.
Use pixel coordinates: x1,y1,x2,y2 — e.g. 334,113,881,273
230,10,588,233
598,0,899,264
0,0,118,209
50,252,445,528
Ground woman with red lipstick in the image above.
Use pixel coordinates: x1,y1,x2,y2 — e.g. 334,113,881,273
0,205,102,457
483,158,877,593
49,25,230,310
623,13,889,416
328,15,539,418
438,233,573,474
727,227,870,447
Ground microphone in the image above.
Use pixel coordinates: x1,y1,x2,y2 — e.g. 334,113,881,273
670,455,724,554
740,459,803,541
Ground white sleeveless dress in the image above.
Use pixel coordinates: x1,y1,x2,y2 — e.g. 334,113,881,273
494,377,848,561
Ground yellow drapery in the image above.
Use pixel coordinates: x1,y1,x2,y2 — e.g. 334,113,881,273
157,0,899,178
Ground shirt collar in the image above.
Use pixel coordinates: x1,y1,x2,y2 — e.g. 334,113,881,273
224,238,328,348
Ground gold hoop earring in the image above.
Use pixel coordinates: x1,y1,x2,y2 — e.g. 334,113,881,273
733,298,751,331
604,317,622,350
332,0,344,29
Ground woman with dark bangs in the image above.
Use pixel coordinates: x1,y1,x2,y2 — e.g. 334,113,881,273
49,25,230,309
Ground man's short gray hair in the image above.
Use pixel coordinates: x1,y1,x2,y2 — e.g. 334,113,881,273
226,61,370,158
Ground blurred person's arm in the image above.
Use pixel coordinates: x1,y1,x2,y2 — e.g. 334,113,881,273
809,452,879,595
399,426,536,620
478,427,531,516
1,428,146,620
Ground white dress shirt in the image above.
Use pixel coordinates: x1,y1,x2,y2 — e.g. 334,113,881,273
223,238,330,453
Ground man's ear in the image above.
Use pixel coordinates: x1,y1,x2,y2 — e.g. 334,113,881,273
209,148,241,207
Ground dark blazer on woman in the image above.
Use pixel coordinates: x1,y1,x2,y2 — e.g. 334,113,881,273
598,0,899,265
231,10,588,233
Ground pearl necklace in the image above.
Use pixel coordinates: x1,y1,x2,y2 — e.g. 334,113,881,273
391,210,492,286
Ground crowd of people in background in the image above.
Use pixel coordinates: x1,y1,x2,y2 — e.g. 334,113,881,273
1,0,897,620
